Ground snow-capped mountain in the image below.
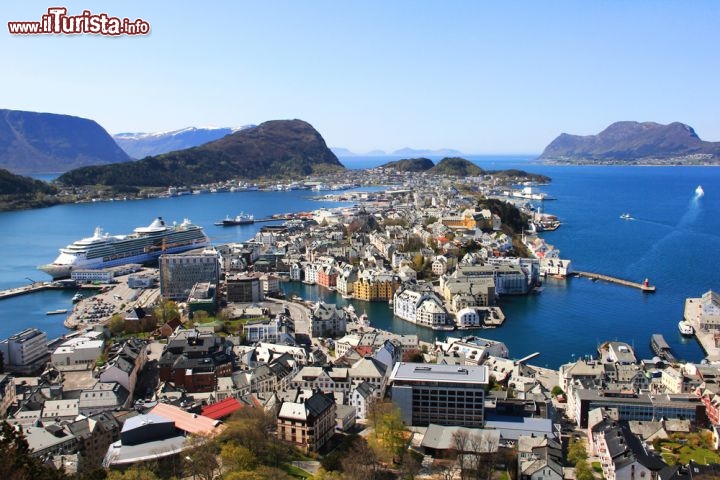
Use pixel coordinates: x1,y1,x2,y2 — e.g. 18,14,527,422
113,125,255,159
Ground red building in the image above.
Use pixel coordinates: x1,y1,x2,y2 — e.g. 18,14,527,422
317,265,338,289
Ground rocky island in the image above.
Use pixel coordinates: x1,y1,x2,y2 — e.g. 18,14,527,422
540,121,720,165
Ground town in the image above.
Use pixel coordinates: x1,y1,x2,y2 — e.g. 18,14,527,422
1,166,717,480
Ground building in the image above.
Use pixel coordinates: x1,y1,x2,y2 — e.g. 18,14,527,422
353,271,399,302
187,282,217,317
51,332,105,369
0,328,49,374
393,283,451,329
226,272,264,303
389,362,489,427
310,302,347,338
517,435,563,480
591,420,667,480
277,390,336,453
159,250,220,300
572,389,707,428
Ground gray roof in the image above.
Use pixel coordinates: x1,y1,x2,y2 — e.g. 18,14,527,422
421,423,501,451
483,415,554,441
390,362,488,385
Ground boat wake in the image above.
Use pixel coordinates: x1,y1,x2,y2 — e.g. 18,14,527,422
626,186,705,274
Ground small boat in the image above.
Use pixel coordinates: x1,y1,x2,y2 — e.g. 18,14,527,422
46,309,68,315
72,293,84,303
678,320,694,336
696,185,704,197
620,213,632,220
214,212,255,226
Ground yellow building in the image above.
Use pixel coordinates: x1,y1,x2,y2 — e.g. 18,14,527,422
353,273,399,302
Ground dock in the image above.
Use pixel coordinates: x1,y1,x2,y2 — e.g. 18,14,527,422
0,282,102,301
571,271,656,292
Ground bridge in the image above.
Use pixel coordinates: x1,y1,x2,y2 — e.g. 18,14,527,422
571,271,656,292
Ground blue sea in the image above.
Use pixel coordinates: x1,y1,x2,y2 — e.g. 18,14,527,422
2,156,718,369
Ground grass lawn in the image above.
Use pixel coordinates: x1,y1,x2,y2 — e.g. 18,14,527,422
661,445,720,466
284,464,314,479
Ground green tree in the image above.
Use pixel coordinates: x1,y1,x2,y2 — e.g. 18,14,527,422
575,460,595,480
108,313,125,336
551,386,564,397
106,466,159,480
184,434,220,480
567,438,587,466
220,442,256,473
0,420,69,480
153,298,180,326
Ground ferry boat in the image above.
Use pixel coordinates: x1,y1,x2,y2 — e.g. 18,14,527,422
678,320,694,336
214,212,255,226
696,185,704,197
38,217,210,279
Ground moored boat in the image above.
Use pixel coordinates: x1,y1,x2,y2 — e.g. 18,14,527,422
46,309,68,315
214,212,255,226
678,320,694,336
38,217,210,279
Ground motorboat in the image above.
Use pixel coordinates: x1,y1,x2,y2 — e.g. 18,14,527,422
620,213,632,220
678,320,694,336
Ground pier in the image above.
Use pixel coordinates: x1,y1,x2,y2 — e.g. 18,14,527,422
571,271,656,292
0,282,102,301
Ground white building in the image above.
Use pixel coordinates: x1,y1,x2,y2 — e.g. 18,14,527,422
0,328,49,374
51,334,105,369
456,307,482,328
393,284,450,329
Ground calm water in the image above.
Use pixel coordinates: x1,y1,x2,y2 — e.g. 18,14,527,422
4,157,718,369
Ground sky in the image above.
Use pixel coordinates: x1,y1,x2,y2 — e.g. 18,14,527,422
2,1,719,154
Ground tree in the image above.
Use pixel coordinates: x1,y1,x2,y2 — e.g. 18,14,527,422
567,438,587,466
184,434,219,480
220,442,256,473
551,386,564,397
106,467,159,480
108,313,125,336
0,421,70,480
341,437,381,480
153,298,180,326
575,460,594,480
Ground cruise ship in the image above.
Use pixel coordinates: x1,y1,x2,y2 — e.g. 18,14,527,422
39,217,210,279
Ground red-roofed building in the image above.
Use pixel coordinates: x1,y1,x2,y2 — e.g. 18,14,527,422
201,397,243,420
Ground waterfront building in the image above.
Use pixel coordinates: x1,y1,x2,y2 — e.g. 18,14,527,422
393,283,451,329
289,262,302,281
456,307,482,328
0,328,49,375
159,250,220,301
336,265,358,297
277,390,336,453
226,272,264,303
317,265,338,289
684,290,720,330
309,301,347,338
260,273,281,295
435,337,510,362
440,275,496,311
353,270,399,302
303,262,320,284
389,362,489,427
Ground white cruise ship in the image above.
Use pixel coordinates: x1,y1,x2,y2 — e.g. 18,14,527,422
39,217,210,279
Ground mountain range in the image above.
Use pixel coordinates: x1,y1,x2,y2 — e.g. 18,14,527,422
113,126,255,159
540,121,720,164
57,119,343,187
0,109,130,174
331,147,463,157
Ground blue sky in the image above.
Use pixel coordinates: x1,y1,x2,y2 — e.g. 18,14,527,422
2,1,719,153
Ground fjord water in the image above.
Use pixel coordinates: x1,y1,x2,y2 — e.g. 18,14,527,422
2,157,718,369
